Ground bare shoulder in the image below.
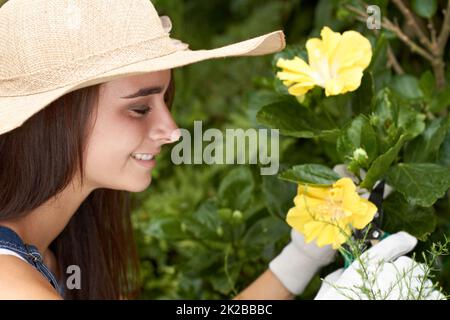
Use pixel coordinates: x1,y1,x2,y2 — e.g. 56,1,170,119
0,255,62,300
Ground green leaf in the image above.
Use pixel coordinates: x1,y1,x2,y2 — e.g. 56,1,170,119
256,100,338,138
209,253,241,295
351,72,374,115
360,134,409,190
429,85,450,112
218,167,254,211
397,103,426,139
368,33,388,74
419,70,436,101
383,192,437,241
412,0,438,18
278,164,340,186
247,91,292,127
187,200,223,241
337,114,378,166
314,0,342,31
404,117,450,162
261,174,297,219
386,163,450,207
438,129,450,167
242,216,290,255
145,214,183,240
320,94,353,126
391,74,423,100
183,245,223,274
371,88,425,150
272,44,306,66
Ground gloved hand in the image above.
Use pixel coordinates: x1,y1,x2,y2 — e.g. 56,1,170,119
269,228,336,295
268,163,393,296
314,231,446,300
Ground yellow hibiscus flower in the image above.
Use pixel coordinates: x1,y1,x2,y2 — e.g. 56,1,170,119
276,26,372,97
286,177,377,249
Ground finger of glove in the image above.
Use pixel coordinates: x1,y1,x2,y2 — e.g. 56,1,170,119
358,231,417,266
393,256,426,278
374,257,424,299
426,289,447,300
290,228,336,264
393,257,445,300
372,262,404,299
314,268,345,300
323,268,345,284
336,259,419,300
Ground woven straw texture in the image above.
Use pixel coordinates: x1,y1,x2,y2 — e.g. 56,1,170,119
0,0,285,135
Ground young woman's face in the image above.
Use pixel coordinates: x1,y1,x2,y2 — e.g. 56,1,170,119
84,70,180,192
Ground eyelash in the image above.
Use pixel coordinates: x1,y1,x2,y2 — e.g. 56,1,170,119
129,93,171,117
131,106,152,117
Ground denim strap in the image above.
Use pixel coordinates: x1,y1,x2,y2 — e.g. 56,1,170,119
0,225,64,297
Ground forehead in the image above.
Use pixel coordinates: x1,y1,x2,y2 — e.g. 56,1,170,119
99,70,171,95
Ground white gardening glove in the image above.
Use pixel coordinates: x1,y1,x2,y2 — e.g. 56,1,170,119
314,231,446,300
269,228,336,295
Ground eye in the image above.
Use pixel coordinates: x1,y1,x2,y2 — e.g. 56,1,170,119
130,106,152,117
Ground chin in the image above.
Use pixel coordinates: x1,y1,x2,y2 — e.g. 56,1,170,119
124,177,153,193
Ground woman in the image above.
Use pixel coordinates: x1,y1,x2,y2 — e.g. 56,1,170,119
0,0,441,300
0,0,285,299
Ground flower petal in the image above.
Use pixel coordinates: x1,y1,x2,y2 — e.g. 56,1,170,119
324,77,344,96
350,199,378,229
277,57,313,74
286,177,376,249
334,67,365,94
297,184,330,201
288,83,315,96
331,30,372,72
286,206,312,233
320,26,342,59
277,71,315,83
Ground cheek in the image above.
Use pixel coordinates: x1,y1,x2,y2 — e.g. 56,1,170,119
84,115,146,177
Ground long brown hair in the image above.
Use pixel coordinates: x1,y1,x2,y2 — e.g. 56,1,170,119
0,70,175,299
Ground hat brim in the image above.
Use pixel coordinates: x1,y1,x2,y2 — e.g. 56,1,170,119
0,30,285,135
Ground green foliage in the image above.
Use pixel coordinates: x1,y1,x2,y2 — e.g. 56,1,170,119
360,134,409,190
337,114,378,168
383,192,437,240
386,163,450,207
134,164,290,299
256,99,338,138
404,117,450,163
279,164,341,185
131,0,450,299
412,0,438,18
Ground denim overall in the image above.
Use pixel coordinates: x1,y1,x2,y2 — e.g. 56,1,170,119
0,225,65,297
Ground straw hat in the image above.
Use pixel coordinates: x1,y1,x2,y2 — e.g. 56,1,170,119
0,0,285,136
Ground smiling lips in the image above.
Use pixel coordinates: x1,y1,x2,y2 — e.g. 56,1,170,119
131,155,156,168
131,153,154,161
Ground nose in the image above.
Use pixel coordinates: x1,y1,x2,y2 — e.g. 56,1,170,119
147,103,180,146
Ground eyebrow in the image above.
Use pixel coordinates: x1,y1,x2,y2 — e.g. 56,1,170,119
120,86,164,99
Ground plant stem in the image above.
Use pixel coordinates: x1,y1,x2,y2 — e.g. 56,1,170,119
392,0,432,50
